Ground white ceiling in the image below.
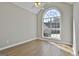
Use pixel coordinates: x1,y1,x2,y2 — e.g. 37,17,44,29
12,2,46,14
12,2,74,14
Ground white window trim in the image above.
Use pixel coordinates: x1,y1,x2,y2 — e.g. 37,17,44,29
42,8,62,40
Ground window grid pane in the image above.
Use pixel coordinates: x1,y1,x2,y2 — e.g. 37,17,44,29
43,9,61,39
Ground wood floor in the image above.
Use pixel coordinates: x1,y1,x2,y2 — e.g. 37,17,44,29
0,39,72,56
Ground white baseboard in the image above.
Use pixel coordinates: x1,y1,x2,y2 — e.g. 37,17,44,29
0,38,37,51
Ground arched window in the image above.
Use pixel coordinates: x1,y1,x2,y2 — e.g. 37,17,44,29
42,8,61,40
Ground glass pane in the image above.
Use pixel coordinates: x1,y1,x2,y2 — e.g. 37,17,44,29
44,9,61,18
51,30,60,34
44,18,51,28
44,29,51,37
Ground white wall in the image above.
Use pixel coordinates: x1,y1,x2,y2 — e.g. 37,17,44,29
73,3,79,55
37,2,73,44
0,3,36,49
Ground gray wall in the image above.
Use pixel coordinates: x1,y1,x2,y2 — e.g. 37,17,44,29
73,3,79,55
37,2,73,44
0,3,36,49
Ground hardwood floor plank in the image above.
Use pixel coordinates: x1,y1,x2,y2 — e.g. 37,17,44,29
0,39,72,56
